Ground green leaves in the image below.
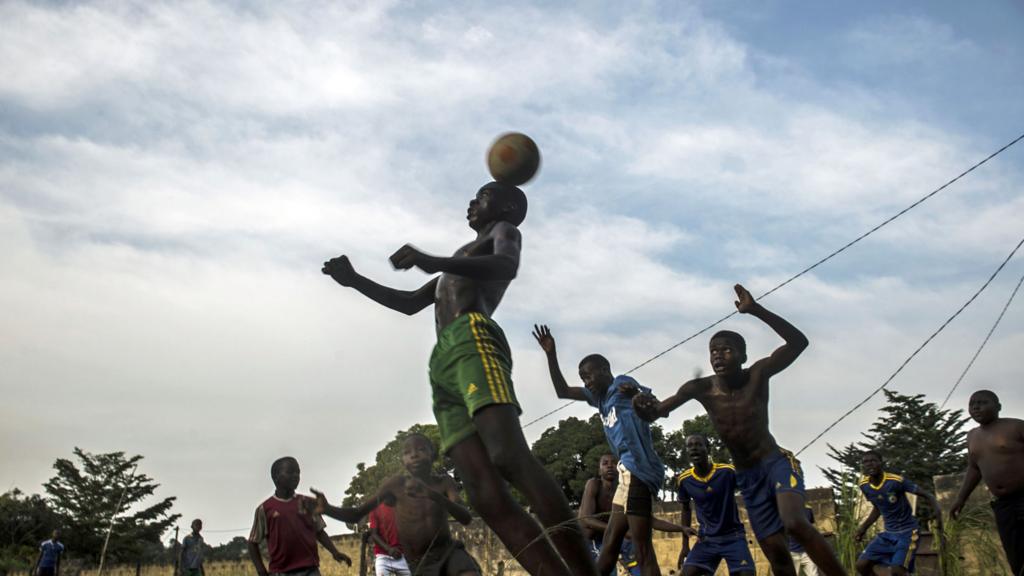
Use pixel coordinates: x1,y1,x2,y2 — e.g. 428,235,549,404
43,448,179,564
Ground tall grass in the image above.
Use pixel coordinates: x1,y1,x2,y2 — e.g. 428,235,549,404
830,472,868,572
938,499,1009,576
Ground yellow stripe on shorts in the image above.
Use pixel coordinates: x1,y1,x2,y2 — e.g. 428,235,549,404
477,316,511,402
468,313,503,402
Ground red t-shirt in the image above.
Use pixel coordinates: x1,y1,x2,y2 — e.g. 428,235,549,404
368,503,401,557
249,495,326,573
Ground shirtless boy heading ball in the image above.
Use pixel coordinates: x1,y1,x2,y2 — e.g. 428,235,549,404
950,390,1024,575
323,181,596,576
632,285,847,576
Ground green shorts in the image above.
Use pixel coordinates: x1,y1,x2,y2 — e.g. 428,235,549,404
429,312,521,453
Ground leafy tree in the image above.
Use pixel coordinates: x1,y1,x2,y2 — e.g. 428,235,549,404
823,389,969,518
531,415,609,507
342,424,453,509
0,489,60,572
206,536,250,562
43,448,179,565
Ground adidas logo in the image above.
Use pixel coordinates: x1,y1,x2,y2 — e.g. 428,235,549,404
467,383,478,394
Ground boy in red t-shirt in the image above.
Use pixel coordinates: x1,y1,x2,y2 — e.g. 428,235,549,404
369,503,410,576
248,457,351,576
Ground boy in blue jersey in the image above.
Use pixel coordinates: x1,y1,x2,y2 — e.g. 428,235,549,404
676,435,755,576
33,529,64,576
533,325,666,576
632,285,846,576
854,451,943,576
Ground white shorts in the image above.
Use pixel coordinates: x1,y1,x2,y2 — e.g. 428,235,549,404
374,554,411,576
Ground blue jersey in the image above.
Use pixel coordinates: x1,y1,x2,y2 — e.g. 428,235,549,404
39,540,64,568
584,375,665,494
859,472,919,533
788,507,815,552
676,463,745,540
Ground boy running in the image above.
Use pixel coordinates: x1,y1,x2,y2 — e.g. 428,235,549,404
314,434,479,576
323,182,595,576
950,389,1024,575
533,324,666,576
676,435,755,576
248,457,351,576
854,450,943,576
633,284,846,576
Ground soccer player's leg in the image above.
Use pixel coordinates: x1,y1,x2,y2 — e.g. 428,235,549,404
720,537,756,575
856,532,894,576
447,315,596,575
736,464,796,576
773,451,848,576
886,529,918,576
430,320,572,576
596,505,629,576
620,474,660,576
680,539,720,576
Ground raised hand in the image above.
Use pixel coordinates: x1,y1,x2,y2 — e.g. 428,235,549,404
322,255,358,286
733,284,758,314
309,488,330,514
532,324,556,354
632,391,661,421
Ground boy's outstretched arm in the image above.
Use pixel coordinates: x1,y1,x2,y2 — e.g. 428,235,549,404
532,324,588,401
390,222,521,281
312,487,390,524
633,378,702,421
322,255,437,315
734,284,808,376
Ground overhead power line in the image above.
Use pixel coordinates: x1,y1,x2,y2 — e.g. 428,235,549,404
794,234,1024,457
939,271,1024,409
521,131,1024,430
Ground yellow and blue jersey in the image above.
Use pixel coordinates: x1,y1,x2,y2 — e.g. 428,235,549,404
677,463,745,540
859,472,919,533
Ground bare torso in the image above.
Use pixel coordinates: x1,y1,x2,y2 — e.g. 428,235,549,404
433,225,513,334
693,366,779,469
582,478,616,541
968,418,1024,498
384,475,455,562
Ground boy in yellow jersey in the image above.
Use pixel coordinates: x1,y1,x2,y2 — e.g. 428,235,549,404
322,182,596,576
676,435,754,575
854,451,943,576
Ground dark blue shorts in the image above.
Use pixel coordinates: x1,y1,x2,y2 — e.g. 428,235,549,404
859,529,918,571
735,447,805,541
684,534,755,574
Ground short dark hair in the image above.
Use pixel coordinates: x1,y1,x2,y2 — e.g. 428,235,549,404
270,456,298,479
710,330,746,354
861,449,883,461
579,354,611,371
685,434,709,448
481,181,528,226
403,432,437,460
970,389,1000,403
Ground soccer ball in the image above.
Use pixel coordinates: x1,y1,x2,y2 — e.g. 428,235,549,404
486,132,541,186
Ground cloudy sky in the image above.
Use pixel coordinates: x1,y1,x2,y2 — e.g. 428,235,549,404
2,0,1023,543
